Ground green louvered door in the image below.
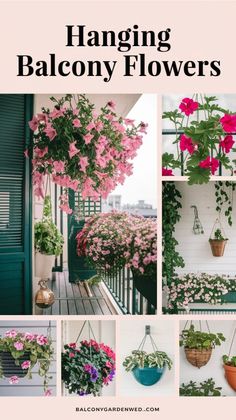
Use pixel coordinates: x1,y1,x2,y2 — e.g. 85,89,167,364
0,94,33,315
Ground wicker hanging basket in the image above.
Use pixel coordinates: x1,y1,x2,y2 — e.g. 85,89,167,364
209,218,228,257
184,348,212,368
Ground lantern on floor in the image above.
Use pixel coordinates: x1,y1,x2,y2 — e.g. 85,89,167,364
35,279,55,308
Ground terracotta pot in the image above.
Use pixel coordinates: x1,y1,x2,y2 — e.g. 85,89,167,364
184,347,212,368
35,252,55,279
209,239,227,257
224,364,236,391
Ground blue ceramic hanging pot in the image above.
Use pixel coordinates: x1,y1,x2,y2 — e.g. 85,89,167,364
132,366,165,386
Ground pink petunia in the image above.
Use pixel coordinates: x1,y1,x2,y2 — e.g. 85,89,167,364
68,141,80,159
179,134,195,154
107,100,116,109
35,146,48,158
59,203,73,214
73,119,82,128
53,160,65,173
69,352,75,358
44,123,57,141
220,114,236,133
9,376,19,385
36,335,48,346
28,116,38,131
21,360,31,370
44,389,52,396
84,133,94,145
79,156,89,173
49,107,65,119
14,341,24,351
199,156,219,175
219,135,235,153
162,168,174,176
5,330,17,338
86,122,95,131
179,98,199,116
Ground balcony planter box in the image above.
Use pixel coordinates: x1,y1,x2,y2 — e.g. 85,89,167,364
223,364,236,391
209,239,228,257
184,348,212,368
132,268,157,308
35,252,55,280
133,366,164,386
0,352,31,378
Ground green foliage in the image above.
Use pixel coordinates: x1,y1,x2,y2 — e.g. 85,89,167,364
223,355,236,367
186,166,211,185
179,325,225,349
215,181,236,226
162,182,185,295
123,350,172,372
34,195,64,256
179,378,222,397
213,228,227,241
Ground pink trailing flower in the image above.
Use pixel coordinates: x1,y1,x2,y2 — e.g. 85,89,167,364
220,114,236,133
21,360,31,370
84,133,94,145
73,119,81,128
28,116,38,131
36,335,48,346
59,193,73,215
69,343,77,349
14,341,24,351
53,160,65,173
79,156,89,173
162,168,173,176
44,389,52,396
199,156,219,175
179,98,199,116
179,134,195,154
86,122,95,131
69,352,75,358
49,108,65,119
219,135,235,153
24,332,35,341
84,364,92,372
44,123,57,141
69,141,80,159
124,118,135,126
9,376,19,385
5,330,17,338
35,146,48,158
107,100,116,109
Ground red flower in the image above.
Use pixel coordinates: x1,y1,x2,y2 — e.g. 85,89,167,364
162,168,173,176
180,134,195,154
199,156,219,175
220,114,236,133
219,135,235,153
69,352,75,358
179,98,199,116
69,343,77,349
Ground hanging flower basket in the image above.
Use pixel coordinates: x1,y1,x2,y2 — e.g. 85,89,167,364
132,267,157,308
184,348,212,368
0,329,54,395
180,324,225,369
27,94,147,213
132,366,164,386
209,219,228,257
61,322,116,396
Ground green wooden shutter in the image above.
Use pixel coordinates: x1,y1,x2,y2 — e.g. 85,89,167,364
0,94,33,314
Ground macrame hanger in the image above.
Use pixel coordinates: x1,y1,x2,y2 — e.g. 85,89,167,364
228,324,236,357
210,217,227,239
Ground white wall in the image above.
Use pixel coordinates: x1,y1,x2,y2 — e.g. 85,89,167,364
175,182,236,276
119,319,175,396
0,321,56,396
62,320,116,396
179,320,236,396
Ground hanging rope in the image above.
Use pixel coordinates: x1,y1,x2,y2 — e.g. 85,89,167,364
75,321,97,344
209,217,227,240
228,325,236,357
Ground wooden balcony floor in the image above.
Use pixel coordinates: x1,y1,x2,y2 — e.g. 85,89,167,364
34,271,118,315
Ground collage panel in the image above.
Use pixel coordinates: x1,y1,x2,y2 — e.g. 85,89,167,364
0,320,56,396
0,93,157,316
179,319,236,397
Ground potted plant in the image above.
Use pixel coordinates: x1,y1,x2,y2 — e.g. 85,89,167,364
0,329,54,395
162,95,236,183
27,94,147,213
209,228,228,257
35,195,64,279
180,324,225,368
123,349,172,386
61,339,116,396
222,355,236,391
76,211,157,307
179,378,222,396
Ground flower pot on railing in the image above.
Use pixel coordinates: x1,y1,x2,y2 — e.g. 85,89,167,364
132,366,165,386
223,364,236,391
132,267,157,308
184,348,212,368
0,352,31,378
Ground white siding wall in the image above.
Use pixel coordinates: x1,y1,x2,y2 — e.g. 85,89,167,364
62,320,116,396
119,319,175,396
174,182,236,276
179,320,236,396
0,321,56,396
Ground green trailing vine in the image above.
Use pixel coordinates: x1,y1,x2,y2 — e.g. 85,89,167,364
162,182,185,287
214,181,236,226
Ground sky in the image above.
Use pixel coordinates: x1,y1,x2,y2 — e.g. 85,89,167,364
112,94,157,208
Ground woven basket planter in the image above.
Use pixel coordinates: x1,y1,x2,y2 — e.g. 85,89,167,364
184,348,212,368
209,239,227,257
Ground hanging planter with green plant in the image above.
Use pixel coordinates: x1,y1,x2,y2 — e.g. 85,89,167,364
180,323,225,368
222,325,236,391
123,326,172,386
209,219,228,257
